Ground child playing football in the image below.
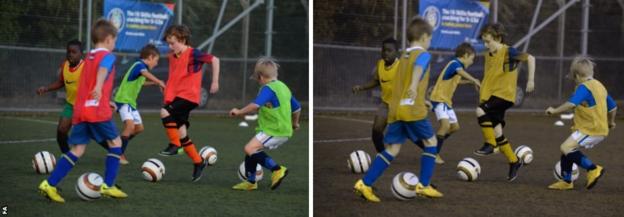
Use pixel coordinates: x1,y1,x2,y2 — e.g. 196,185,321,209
428,42,480,163
352,38,399,153
157,24,220,182
473,23,536,181
36,40,84,154
229,57,301,191
354,17,443,202
545,56,616,190
113,44,166,164
38,19,127,203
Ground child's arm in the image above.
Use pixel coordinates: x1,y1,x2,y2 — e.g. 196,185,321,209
229,103,259,117
141,70,166,90
526,54,536,92
210,56,220,94
457,69,481,88
607,95,617,129
352,69,380,93
36,68,64,95
407,53,431,100
291,96,302,130
90,67,109,100
545,102,575,115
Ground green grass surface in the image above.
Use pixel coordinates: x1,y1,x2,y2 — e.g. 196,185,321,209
0,113,308,217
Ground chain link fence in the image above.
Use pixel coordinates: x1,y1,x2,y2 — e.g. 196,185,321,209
0,0,308,111
314,0,624,110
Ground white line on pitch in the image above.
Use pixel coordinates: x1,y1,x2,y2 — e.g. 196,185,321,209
314,115,373,124
314,137,370,143
0,116,57,125
0,138,56,144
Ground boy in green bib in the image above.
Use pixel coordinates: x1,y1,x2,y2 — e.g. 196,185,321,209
113,44,166,164
229,57,302,191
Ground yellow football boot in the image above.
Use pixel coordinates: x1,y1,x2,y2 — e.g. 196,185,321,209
232,181,258,191
100,183,128,199
38,180,65,203
270,166,289,190
415,183,443,198
586,165,604,189
548,181,574,190
354,179,380,202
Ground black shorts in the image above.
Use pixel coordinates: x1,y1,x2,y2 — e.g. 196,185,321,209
479,96,514,127
164,97,198,128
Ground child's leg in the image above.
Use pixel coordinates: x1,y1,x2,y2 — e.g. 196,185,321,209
363,144,400,186
56,117,72,154
120,120,135,154
419,136,438,186
476,106,496,148
178,125,202,164
436,119,450,154
561,135,597,171
559,136,579,183
242,138,265,183
371,103,388,153
161,108,181,148
48,145,86,186
494,124,519,163
104,137,123,186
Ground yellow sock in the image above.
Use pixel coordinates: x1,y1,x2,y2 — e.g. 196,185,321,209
479,121,496,146
498,143,518,163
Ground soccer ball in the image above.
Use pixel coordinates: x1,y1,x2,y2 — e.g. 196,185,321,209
237,161,264,182
32,151,56,174
514,145,534,164
347,150,371,173
141,158,165,182
75,172,103,201
457,157,481,181
391,172,419,200
554,160,580,182
199,146,218,165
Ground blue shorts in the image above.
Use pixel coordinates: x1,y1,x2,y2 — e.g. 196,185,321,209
384,119,435,145
68,120,119,145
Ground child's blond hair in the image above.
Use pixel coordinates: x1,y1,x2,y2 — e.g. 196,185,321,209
570,56,596,78
253,57,280,79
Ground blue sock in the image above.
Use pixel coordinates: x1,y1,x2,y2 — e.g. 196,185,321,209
104,147,122,186
252,151,280,171
121,136,129,154
244,155,257,183
47,151,79,186
567,151,597,171
363,150,394,186
560,154,573,183
419,146,437,186
436,135,445,154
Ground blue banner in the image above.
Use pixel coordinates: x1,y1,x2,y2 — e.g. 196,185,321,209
419,0,489,51
104,0,175,52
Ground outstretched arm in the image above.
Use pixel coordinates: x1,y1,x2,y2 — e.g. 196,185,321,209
352,71,380,93
210,56,220,94
229,103,259,117
526,54,536,92
141,70,166,90
457,69,480,88
546,102,575,115
37,68,64,95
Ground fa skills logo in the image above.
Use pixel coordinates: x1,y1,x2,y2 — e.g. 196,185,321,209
423,6,441,31
107,8,125,32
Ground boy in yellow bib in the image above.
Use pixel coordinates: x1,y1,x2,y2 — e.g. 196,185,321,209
429,42,480,163
352,38,399,153
36,40,84,154
473,23,536,181
354,17,443,202
545,56,616,190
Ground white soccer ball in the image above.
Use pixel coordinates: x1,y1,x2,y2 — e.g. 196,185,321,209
457,157,481,181
554,160,580,182
238,161,264,182
141,158,165,182
514,145,534,164
391,172,419,200
75,172,103,201
347,150,371,173
199,146,218,165
32,151,56,174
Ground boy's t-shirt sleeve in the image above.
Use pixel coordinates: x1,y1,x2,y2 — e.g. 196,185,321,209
253,86,275,106
291,96,301,113
127,63,147,81
607,95,617,111
568,84,591,105
99,53,116,75
413,51,431,81
509,47,529,61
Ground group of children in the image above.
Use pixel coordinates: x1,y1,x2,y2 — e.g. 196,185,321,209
36,19,300,203
352,17,615,202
